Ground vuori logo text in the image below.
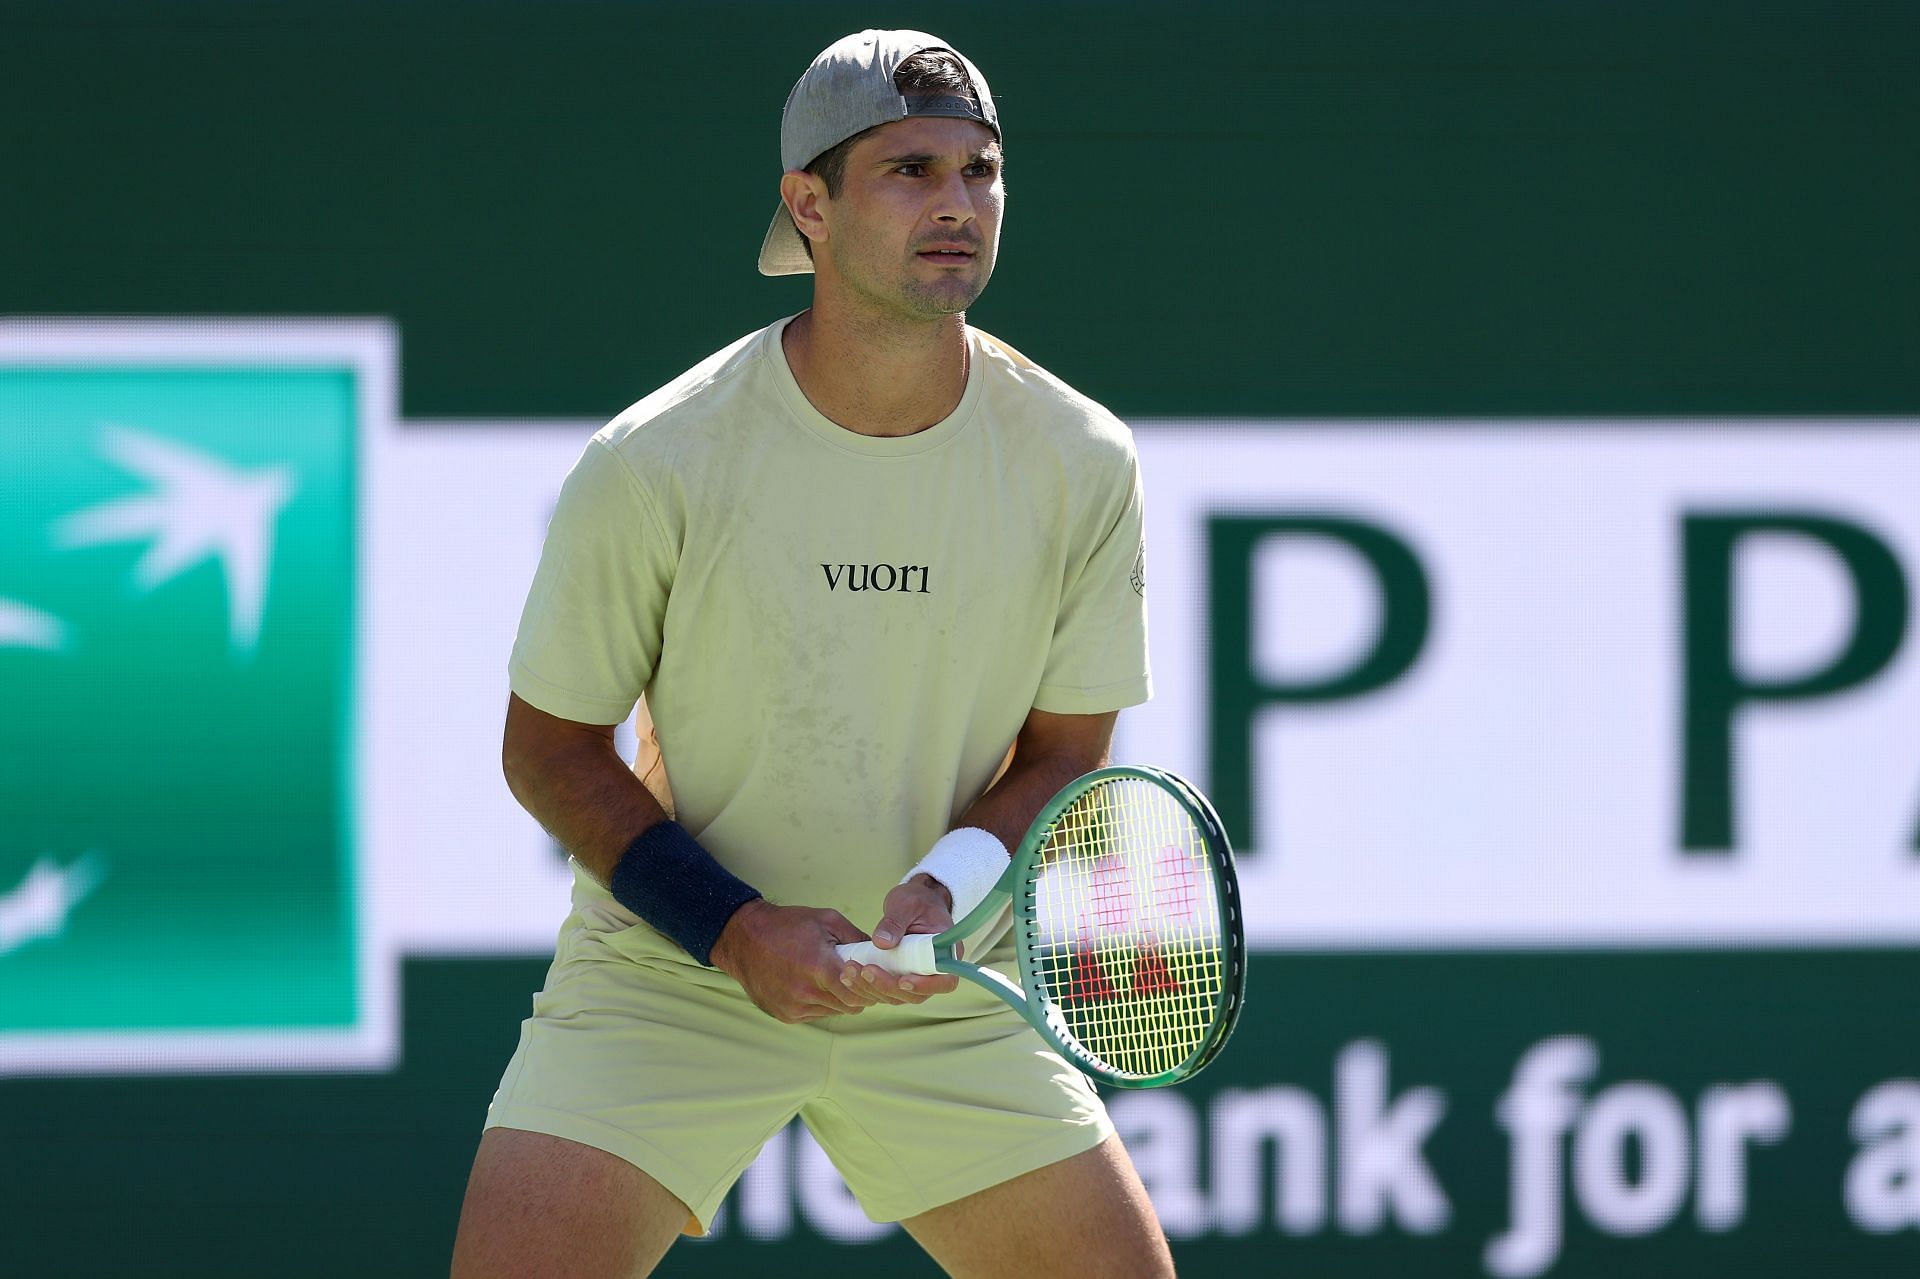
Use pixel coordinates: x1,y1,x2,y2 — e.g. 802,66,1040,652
820,563,931,594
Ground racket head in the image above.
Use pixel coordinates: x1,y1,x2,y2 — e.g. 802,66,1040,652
1009,765,1245,1088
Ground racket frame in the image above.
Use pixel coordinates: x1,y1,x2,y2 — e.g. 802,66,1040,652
927,765,1246,1088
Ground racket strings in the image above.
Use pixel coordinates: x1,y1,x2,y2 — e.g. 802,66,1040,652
1029,777,1227,1080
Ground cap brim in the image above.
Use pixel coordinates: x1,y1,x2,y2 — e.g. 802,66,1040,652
757,203,815,276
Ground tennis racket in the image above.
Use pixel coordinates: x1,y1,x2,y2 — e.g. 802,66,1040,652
837,765,1245,1088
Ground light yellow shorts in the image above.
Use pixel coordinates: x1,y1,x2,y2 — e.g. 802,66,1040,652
484,903,1113,1232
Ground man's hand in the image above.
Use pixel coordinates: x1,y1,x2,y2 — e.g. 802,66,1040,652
709,899,883,1023
840,874,962,1006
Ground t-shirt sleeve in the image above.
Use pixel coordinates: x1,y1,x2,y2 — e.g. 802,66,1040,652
1033,445,1152,715
508,437,674,725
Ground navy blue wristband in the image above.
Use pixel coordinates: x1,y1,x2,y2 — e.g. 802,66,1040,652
609,821,763,967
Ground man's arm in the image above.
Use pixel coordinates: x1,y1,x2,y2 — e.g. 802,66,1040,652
856,707,1117,968
502,693,667,882
502,693,884,1022
954,707,1119,853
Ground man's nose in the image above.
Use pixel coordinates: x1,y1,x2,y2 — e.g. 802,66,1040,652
930,171,977,224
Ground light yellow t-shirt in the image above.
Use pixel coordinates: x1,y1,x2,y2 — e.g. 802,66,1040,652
509,315,1150,934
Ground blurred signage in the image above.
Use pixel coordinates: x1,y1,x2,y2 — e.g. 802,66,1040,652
5,320,1917,1275
0,321,399,1072
1119,423,1920,948
4,320,1917,1084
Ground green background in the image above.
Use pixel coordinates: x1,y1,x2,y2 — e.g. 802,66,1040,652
7,0,1916,421
4,1,1918,1275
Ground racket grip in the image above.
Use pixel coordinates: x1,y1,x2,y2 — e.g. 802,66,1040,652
835,933,937,975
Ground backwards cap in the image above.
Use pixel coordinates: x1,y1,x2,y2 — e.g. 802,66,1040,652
757,29,1000,276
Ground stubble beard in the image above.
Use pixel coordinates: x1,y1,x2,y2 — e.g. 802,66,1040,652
835,226,995,324
896,265,991,319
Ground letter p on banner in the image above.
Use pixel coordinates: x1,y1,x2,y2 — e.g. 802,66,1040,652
1681,512,1911,852
1206,514,1430,853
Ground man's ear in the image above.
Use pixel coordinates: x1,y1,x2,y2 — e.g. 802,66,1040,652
780,170,830,254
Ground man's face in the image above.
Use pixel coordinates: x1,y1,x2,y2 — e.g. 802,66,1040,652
816,116,1004,321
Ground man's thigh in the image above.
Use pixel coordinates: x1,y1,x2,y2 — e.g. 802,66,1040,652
899,1134,1175,1279
450,1127,688,1279
480,910,826,1230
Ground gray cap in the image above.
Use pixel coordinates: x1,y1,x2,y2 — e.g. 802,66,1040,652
758,29,1000,277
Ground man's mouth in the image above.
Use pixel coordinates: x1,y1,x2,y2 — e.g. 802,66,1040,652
917,247,976,261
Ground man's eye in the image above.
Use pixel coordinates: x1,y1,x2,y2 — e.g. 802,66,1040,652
896,164,926,177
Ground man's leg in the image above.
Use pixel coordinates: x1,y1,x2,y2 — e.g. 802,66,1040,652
898,1134,1175,1279
449,1127,691,1279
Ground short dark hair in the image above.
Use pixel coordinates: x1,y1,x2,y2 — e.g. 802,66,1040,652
795,50,987,261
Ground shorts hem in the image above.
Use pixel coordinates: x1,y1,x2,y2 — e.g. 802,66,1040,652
485,1103,733,1233
857,1111,1117,1224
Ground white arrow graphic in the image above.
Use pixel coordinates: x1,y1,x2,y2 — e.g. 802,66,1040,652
55,426,296,655
0,854,105,957
0,598,66,651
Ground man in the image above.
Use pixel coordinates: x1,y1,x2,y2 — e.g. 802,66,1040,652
451,30,1170,1278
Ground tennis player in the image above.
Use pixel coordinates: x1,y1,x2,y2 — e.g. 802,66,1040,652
451,29,1169,1277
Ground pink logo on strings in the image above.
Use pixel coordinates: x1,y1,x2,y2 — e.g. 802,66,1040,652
1151,845,1199,922
1086,853,1133,934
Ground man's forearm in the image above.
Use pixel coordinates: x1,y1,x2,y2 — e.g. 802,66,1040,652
957,751,1085,850
915,738,1101,920
503,696,764,969
955,719,1112,852
503,723,670,886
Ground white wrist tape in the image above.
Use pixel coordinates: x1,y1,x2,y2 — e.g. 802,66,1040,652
902,827,1008,922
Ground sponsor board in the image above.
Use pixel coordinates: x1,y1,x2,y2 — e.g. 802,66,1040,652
3,319,1916,1276
0,321,399,1072
1118,422,1920,948
4,318,1917,1084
